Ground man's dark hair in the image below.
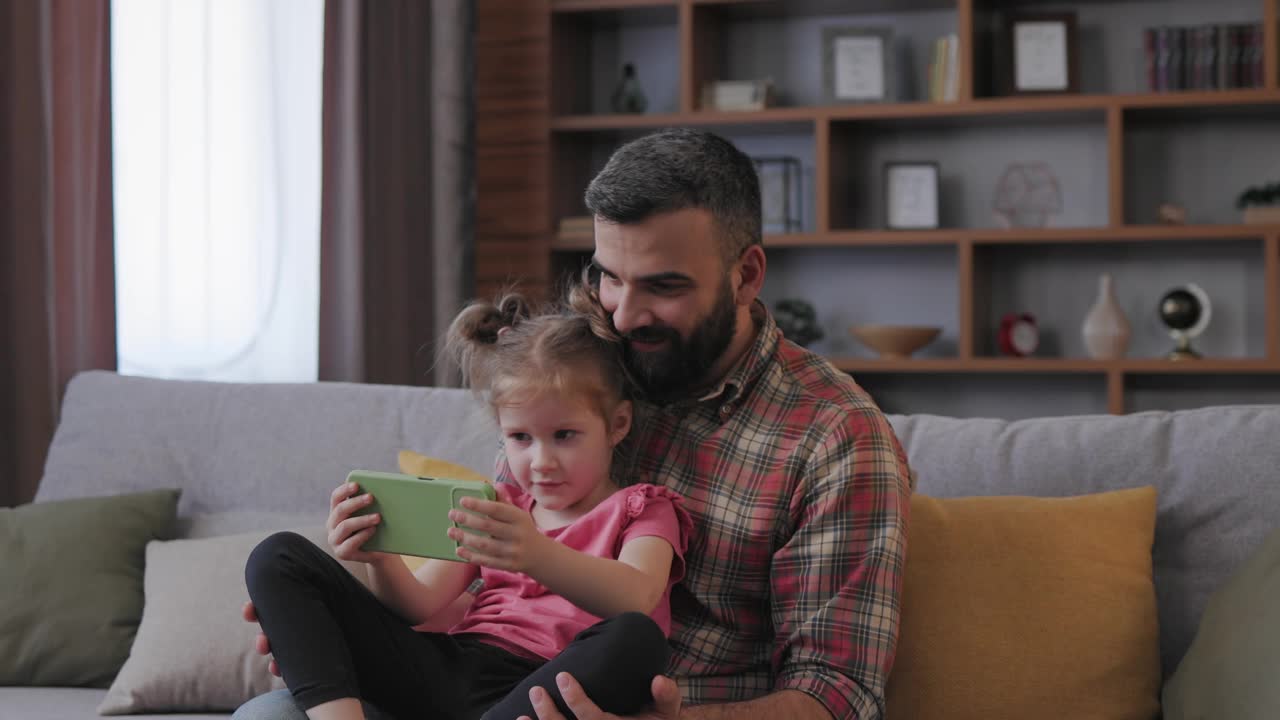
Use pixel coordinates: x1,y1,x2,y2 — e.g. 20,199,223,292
584,128,762,263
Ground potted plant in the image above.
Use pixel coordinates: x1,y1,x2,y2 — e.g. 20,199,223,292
1236,181,1280,225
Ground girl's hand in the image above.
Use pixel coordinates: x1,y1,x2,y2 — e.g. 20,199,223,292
448,496,554,574
326,481,388,565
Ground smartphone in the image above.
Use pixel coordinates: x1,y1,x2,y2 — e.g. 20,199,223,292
346,470,497,561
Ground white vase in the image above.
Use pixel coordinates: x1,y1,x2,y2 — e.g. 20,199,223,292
1082,273,1131,359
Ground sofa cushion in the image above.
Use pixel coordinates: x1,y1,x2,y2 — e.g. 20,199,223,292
885,486,1161,720
887,406,1280,677
98,526,369,715
0,489,180,688
0,687,225,720
1162,524,1280,720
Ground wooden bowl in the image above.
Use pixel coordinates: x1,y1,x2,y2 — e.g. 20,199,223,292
849,325,941,359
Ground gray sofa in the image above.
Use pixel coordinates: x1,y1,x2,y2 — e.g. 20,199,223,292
5,370,1279,719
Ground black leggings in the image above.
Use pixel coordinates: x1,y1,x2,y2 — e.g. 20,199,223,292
244,531,668,720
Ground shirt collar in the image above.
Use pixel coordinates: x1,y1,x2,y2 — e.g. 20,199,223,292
693,300,778,409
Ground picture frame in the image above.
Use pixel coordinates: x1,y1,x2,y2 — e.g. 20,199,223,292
1002,12,1079,95
884,162,940,230
822,26,895,104
753,156,803,234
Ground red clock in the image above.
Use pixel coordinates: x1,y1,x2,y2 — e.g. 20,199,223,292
998,313,1039,357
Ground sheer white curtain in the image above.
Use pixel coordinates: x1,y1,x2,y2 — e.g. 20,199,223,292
111,0,323,382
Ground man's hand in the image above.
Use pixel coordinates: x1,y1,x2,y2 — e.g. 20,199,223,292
241,601,280,678
518,672,681,720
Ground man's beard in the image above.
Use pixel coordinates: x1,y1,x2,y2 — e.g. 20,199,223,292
622,281,737,402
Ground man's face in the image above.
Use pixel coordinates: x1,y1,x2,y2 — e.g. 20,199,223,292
592,208,738,400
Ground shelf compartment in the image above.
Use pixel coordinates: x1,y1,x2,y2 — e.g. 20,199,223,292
550,126,817,238
828,117,1108,231
1124,112,1280,226
971,0,1267,99
688,0,959,110
760,245,960,360
551,5,679,117
973,238,1270,361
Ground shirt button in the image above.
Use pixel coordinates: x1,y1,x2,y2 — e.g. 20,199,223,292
720,404,732,416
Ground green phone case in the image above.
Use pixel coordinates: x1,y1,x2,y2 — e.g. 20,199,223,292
347,470,497,561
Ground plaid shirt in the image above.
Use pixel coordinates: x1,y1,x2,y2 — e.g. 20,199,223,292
494,305,912,720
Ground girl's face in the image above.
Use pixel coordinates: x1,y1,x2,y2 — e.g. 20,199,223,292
498,389,631,516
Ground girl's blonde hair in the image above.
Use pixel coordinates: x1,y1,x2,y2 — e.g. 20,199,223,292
445,284,631,428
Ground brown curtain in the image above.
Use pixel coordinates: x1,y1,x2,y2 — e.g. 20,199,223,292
0,0,116,507
319,0,473,387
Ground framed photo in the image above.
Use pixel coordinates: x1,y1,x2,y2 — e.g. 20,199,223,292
1003,12,1079,95
822,26,894,104
884,162,940,230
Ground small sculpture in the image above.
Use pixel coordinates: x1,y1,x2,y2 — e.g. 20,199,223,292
1157,203,1187,225
993,162,1062,229
1159,284,1212,360
775,299,824,347
611,63,648,114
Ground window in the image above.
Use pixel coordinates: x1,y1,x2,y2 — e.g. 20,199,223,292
111,0,324,382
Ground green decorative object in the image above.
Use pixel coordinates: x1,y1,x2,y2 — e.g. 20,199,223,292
1234,180,1280,209
775,299,824,347
610,63,648,114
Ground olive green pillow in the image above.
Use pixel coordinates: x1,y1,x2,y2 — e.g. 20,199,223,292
1163,525,1280,720
0,488,181,687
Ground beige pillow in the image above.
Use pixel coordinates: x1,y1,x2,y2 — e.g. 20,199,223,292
885,486,1162,720
98,526,369,714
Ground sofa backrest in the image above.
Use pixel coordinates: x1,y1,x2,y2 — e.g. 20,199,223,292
37,371,1280,679
887,408,1280,678
36,371,500,518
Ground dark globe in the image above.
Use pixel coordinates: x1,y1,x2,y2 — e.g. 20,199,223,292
1159,289,1201,331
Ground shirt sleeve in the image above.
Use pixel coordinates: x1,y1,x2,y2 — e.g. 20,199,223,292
770,404,912,720
618,485,693,585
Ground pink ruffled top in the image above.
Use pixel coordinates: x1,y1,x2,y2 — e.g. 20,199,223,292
446,482,692,661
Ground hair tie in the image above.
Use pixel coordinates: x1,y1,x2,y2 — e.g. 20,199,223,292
496,326,511,338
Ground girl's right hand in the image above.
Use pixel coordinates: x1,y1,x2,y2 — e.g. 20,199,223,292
326,481,386,564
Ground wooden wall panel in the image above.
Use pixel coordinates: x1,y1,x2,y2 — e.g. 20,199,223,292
476,0,552,302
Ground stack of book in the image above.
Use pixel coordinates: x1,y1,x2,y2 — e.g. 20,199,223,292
556,216,593,249
928,34,959,103
1143,23,1265,92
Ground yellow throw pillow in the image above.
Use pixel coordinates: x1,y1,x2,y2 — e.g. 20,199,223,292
886,486,1161,720
394,451,491,572
397,450,492,485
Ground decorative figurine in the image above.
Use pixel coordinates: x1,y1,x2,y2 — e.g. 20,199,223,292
1157,203,1187,225
992,162,1062,228
775,299,824,347
993,162,1064,226
1159,284,1212,360
611,63,648,114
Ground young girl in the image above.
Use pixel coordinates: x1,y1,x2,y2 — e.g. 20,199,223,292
244,289,691,720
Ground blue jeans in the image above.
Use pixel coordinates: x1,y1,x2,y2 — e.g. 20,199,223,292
232,689,393,720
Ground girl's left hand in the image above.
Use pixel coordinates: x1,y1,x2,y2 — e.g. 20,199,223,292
448,497,553,574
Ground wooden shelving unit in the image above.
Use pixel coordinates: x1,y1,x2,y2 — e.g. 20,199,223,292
476,0,1280,417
